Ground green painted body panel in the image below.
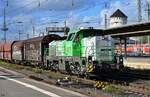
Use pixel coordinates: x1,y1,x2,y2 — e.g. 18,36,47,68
63,31,83,57
64,41,73,56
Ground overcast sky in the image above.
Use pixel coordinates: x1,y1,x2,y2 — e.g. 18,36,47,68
0,0,149,41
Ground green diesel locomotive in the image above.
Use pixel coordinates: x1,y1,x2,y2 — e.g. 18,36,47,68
44,28,123,76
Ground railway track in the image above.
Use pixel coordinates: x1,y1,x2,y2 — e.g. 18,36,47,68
58,68,150,96
120,69,150,80
89,70,150,96
119,83,150,97
118,70,150,96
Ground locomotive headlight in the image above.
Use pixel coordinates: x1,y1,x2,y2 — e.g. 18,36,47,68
57,79,60,82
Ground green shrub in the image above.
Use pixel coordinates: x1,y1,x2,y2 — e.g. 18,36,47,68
0,61,24,70
32,68,43,73
103,85,115,93
103,85,124,95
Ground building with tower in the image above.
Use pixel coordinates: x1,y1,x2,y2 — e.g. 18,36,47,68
110,9,128,28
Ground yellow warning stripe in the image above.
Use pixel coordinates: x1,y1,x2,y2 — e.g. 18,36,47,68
87,68,93,72
89,65,93,69
87,64,94,72
94,81,107,89
94,81,100,87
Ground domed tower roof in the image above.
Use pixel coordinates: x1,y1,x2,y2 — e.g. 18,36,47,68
110,9,127,18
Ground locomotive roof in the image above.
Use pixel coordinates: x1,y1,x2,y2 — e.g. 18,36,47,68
78,29,103,32
68,29,103,34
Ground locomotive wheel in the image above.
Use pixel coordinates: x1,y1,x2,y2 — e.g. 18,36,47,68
48,62,52,70
65,62,71,74
44,60,49,69
50,63,55,71
70,62,81,75
84,73,90,79
51,62,59,72
55,63,59,71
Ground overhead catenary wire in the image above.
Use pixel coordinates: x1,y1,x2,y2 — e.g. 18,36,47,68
1,0,145,35
3,0,78,24
5,0,45,15
1,0,111,25
5,0,108,17
2,0,145,20
2,0,136,28
10,0,122,27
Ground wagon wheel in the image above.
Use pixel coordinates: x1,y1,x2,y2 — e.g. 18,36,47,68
47,61,52,70
84,73,90,79
51,62,59,72
54,63,59,71
48,61,52,70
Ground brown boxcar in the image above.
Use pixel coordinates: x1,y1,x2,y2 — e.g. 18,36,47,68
0,42,15,61
24,34,61,66
12,41,24,63
0,43,4,59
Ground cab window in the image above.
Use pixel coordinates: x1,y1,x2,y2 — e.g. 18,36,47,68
67,33,75,41
74,34,80,42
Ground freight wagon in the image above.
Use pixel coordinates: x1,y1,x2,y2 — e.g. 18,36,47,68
0,42,15,61
23,34,62,66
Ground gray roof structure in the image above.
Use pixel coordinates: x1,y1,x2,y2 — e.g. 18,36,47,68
103,21,150,38
110,9,127,18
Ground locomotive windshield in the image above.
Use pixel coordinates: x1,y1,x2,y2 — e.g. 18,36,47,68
67,33,75,41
